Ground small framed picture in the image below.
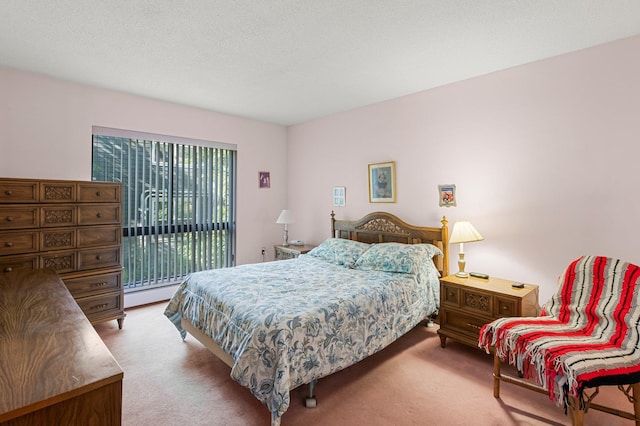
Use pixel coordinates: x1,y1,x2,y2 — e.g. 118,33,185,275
259,171,270,188
368,161,396,203
438,184,456,207
333,186,346,207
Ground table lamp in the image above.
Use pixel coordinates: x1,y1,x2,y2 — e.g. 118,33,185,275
449,221,484,278
276,209,295,246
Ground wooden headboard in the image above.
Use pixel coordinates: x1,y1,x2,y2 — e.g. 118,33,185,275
331,211,449,277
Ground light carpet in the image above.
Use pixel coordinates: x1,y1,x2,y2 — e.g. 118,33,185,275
95,302,634,425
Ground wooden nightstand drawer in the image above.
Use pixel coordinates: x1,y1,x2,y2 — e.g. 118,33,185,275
438,275,539,349
440,309,488,339
461,289,493,315
274,244,316,260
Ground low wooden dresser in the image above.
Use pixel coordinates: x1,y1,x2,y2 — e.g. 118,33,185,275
438,275,539,349
274,244,316,260
0,268,123,425
0,178,124,327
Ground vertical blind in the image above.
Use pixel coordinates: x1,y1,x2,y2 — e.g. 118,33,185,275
91,127,237,291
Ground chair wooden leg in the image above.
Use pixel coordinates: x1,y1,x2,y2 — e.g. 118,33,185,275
493,351,501,398
569,395,584,426
633,383,640,426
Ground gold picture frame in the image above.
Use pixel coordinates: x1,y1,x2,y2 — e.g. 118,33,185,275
368,161,396,203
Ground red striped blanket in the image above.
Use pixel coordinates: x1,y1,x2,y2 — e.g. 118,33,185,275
478,256,640,407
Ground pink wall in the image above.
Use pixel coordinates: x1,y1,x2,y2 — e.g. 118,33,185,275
0,69,288,265
287,35,640,302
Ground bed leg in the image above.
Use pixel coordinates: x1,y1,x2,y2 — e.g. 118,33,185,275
305,379,317,408
633,383,640,426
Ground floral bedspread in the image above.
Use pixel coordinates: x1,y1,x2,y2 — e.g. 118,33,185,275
164,255,439,425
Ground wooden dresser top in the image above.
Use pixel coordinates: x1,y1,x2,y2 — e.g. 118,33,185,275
0,268,123,421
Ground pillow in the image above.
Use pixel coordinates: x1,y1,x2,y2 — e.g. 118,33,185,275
305,238,370,267
354,242,442,275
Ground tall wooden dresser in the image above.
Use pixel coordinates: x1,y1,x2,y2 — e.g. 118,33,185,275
0,178,125,328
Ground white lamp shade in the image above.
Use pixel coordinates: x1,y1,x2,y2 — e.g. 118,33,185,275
276,209,295,224
449,221,483,244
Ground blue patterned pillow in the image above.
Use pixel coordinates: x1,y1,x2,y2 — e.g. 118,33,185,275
354,242,442,275
306,238,371,267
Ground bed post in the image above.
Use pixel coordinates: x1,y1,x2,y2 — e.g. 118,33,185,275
331,210,336,237
441,216,449,277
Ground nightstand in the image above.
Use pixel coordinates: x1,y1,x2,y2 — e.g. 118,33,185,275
437,275,539,349
274,244,316,260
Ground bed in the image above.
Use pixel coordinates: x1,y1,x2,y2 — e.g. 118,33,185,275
164,211,449,425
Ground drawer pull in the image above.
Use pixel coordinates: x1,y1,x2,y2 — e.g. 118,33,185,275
92,281,108,287
5,242,13,247
467,322,483,330
96,255,103,260
5,216,14,222
96,191,102,196
4,267,13,272
4,190,12,196
96,212,103,218
503,306,510,311
90,303,109,310
448,292,454,297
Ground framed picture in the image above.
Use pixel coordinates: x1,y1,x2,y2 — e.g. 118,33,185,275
259,171,270,188
333,186,346,207
368,161,396,203
438,184,457,207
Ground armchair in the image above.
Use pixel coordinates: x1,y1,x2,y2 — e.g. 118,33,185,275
479,256,640,425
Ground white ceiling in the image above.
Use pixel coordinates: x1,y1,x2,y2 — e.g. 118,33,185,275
2,1,640,126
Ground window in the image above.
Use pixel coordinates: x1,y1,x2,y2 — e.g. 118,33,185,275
91,127,237,292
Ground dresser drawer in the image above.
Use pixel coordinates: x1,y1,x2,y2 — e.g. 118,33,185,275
0,230,39,255
40,181,76,203
78,183,121,203
0,206,39,229
40,205,76,227
40,228,76,251
40,250,77,274
440,308,490,340
77,225,121,248
78,204,121,225
63,270,122,298
0,254,38,273
0,181,39,203
78,246,121,270
78,292,123,322
442,283,460,307
461,288,493,316
495,296,517,317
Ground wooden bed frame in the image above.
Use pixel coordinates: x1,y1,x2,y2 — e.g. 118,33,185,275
180,211,450,405
331,211,449,277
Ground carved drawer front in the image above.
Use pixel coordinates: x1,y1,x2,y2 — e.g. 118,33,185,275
0,230,38,255
0,181,38,203
461,289,493,315
78,184,121,203
0,206,39,229
78,292,123,321
78,204,121,225
64,271,122,298
442,283,460,307
0,254,38,273
39,181,76,203
40,228,76,251
77,225,121,248
40,250,77,274
495,297,517,317
40,205,76,227
78,247,121,271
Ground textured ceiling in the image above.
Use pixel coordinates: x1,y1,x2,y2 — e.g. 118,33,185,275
1,1,640,125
